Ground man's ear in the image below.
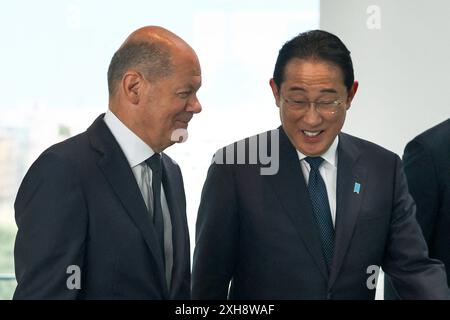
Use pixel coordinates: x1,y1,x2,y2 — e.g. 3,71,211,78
122,71,143,105
346,81,359,110
269,78,281,108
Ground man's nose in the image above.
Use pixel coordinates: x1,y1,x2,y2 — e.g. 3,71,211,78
302,103,322,126
187,95,202,114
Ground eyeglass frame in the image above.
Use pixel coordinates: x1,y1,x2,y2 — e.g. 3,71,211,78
281,96,347,116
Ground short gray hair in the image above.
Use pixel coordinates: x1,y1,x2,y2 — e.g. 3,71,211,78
107,41,173,96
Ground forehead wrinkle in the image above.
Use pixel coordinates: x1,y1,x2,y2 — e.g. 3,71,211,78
283,59,345,91
286,80,339,93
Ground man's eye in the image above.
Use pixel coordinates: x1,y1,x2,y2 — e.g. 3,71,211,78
317,101,334,105
177,91,192,98
293,101,309,107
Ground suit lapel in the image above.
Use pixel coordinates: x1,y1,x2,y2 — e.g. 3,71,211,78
329,133,366,288
267,127,329,280
87,114,169,297
161,155,189,298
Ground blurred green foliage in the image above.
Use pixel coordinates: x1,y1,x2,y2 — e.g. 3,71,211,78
0,223,17,300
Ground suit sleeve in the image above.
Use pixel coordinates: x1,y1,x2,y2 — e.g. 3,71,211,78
175,163,191,300
402,139,439,244
13,151,88,299
192,162,239,299
382,155,449,299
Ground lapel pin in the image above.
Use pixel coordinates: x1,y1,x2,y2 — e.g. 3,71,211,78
353,182,361,194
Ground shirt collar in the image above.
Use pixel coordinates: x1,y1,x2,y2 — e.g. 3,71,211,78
296,135,339,168
103,109,155,168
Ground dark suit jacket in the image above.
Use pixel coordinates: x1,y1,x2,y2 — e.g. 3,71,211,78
13,114,190,299
192,127,449,299
385,119,450,299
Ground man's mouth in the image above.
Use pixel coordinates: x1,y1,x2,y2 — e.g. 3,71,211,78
302,130,324,137
176,115,193,126
176,120,190,127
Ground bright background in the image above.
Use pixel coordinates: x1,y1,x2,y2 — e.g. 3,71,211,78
0,0,319,299
1,0,449,300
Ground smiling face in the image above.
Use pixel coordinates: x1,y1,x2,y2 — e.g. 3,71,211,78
270,58,358,156
135,49,202,152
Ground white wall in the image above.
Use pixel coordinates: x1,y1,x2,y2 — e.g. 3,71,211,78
320,0,450,299
320,0,450,156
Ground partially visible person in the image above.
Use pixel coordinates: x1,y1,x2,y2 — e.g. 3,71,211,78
385,119,450,299
14,26,202,299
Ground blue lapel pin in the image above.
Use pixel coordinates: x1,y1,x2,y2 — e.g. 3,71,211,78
353,182,361,194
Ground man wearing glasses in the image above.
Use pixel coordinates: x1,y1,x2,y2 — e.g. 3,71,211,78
192,30,450,299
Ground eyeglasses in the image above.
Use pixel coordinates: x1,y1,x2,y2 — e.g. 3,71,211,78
282,97,346,116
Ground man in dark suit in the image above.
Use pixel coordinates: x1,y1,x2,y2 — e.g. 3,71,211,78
385,119,450,299
192,30,449,299
13,26,202,299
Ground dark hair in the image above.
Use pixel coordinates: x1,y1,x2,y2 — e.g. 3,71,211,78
107,41,173,96
273,30,354,91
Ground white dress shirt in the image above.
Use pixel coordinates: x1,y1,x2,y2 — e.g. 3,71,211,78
103,110,173,288
296,136,339,226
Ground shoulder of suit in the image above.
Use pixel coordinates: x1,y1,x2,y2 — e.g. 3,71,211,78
34,131,90,172
410,118,450,150
19,132,89,193
210,128,278,165
339,132,398,160
213,128,278,153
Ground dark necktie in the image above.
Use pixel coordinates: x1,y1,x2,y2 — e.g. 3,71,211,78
145,153,165,263
304,156,335,271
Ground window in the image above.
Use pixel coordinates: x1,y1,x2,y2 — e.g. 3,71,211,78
0,0,319,299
